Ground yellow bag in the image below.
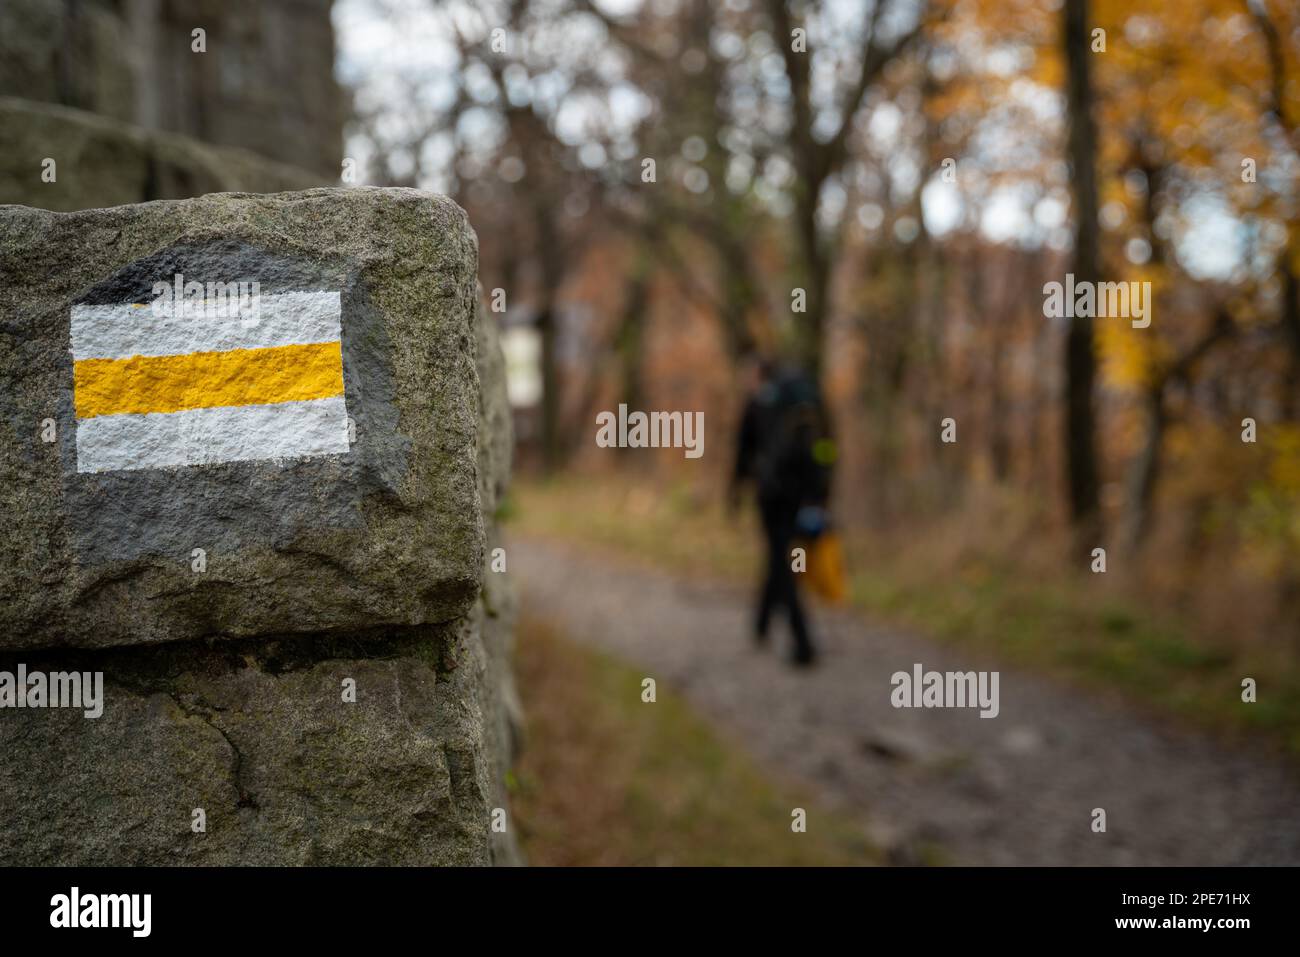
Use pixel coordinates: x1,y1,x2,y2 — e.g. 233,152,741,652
804,531,848,604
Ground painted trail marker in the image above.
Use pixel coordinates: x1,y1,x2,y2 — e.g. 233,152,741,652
70,291,350,472
2,190,484,651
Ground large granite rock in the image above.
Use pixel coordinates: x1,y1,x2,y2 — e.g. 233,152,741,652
1,187,483,650
0,188,519,865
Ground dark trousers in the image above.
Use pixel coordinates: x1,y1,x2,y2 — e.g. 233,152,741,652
756,495,814,661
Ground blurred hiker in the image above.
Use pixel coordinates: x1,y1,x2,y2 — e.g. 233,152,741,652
731,357,835,667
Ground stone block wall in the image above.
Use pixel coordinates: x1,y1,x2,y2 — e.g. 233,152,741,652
0,187,519,864
0,0,344,178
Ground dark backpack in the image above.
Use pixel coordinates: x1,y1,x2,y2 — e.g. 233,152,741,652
753,371,832,505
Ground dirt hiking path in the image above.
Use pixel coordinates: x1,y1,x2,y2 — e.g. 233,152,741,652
511,533,1300,865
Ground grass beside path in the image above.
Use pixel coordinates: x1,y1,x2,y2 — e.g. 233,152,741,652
510,613,879,866
505,474,1300,758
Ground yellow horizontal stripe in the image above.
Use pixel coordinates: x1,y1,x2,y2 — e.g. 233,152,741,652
73,341,344,418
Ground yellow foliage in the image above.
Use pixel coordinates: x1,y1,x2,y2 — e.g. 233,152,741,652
1268,426,1300,495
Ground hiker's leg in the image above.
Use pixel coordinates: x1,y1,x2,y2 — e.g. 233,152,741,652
755,500,783,641
768,505,815,664
784,564,815,664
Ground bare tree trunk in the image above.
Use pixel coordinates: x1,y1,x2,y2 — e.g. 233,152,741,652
1120,145,1165,552
1281,243,1300,420
794,190,830,378
616,260,651,444
531,195,565,474
765,0,924,381
1250,6,1300,418
1121,385,1164,551
535,306,560,473
1063,0,1102,552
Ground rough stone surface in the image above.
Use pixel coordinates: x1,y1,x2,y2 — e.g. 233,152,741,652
0,0,343,178
1,187,483,650
0,625,492,865
0,0,134,123
0,189,520,865
474,293,524,864
0,98,324,212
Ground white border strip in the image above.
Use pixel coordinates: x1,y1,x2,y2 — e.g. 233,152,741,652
75,397,351,473
71,291,342,360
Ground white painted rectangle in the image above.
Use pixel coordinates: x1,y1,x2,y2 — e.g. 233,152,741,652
70,291,343,360
74,397,350,473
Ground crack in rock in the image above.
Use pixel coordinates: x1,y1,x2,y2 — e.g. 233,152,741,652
167,692,259,811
